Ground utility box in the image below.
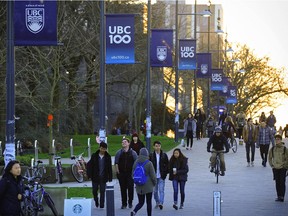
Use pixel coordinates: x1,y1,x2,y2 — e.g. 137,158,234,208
64,197,92,216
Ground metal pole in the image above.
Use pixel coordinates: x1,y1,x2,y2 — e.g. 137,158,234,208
193,0,197,114
174,0,179,143
207,2,211,118
146,0,152,152
5,1,16,166
99,0,106,143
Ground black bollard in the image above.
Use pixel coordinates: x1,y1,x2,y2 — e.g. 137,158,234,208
106,183,115,216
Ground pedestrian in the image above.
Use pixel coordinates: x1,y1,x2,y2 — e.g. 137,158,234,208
130,148,156,216
278,126,284,138
236,111,246,144
268,134,288,202
115,137,138,209
256,121,275,167
87,142,112,208
259,112,266,123
130,133,145,155
149,141,169,210
266,110,277,134
168,148,189,210
243,118,257,167
284,124,288,138
218,108,228,126
183,113,196,150
222,116,237,140
0,160,23,216
207,127,230,176
194,108,206,139
206,116,216,138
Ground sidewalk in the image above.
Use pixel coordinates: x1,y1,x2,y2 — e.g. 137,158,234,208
46,138,288,216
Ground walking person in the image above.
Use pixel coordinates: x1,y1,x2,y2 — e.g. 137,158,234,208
256,121,275,167
149,141,169,210
206,116,216,138
236,111,246,144
266,110,277,135
87,142,112,208
194,108,206,139
115,137,138,209
259,112,266,123
183,113,196,150
130,148,156,216
130,133,145,155
169,148,189,210
268,134,288,202
0,160,23,216
243,118,257,167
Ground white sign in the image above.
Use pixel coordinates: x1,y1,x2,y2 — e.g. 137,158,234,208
64,198,92,216
213,191,221,216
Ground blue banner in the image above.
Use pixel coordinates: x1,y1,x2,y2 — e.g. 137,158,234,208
226,86,238,104
178,39,196,70
150,29,173,67
211,69,223,91
219,77,231,96
14,0,58,46
106,14,135,64
196,53,212,78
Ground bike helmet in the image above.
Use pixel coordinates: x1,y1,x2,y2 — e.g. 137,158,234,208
214,126,222,133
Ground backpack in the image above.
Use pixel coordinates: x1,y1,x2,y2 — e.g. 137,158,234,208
221,122,229,133
238,117,245,127
133,160,149,186
207,120,214,127
271,146,286,158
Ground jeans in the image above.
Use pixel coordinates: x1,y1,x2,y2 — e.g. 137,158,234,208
154,178,165,205
259,144,270,164
245,141,255,163
133,192,152,216
273,168,287,198
92,180,106,207
172,180,186,205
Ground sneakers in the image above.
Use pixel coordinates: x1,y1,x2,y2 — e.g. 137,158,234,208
179,204,184,209
121,205,127,209
210,167,214,173
275,197,284,202
158,204,163,210
251,161,254,167
247,162,250,167
220,171,225,176
130,211,136,216
173,204,178,210
128,204,133,208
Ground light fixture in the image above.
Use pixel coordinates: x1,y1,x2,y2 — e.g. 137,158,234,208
233,58,241,63
201,9,212,17
216,29,224,34
226,47,234,52
239,69,246,73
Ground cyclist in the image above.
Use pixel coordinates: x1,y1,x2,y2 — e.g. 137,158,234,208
207,127,230,176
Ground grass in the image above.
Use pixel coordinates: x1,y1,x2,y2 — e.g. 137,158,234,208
67,187,93,199
37,134,177,159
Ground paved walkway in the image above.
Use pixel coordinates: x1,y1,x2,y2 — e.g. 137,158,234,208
46,138,288,216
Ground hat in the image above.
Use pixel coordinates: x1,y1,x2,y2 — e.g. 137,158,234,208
274,134,282,140
100,142,108,149
139,148,149,157
214,126,222,133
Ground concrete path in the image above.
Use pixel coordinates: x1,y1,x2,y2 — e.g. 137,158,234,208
45,138,288,216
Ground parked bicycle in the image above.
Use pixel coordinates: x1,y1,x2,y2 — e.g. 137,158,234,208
71,147,88,183
210,151,226,184
49,152,64,184
227,136,237,153
24,159,46,179
21,176,58,216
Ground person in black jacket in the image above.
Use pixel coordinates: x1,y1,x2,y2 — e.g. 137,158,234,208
87,142,112,208
168,148,189,210
130,133,145,155
149,141,169,210
0,160,23,216
207,127,230,176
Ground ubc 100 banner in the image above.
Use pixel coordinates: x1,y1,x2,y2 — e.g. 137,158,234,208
14,0,58,46
106,14,135,64
196,53,212,78
178,39,196,70
226,86,238,104
150,29,173,67
219,77,231,96
211,69,223,91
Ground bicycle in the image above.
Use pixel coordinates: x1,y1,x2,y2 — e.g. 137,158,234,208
49,152,64,184
24,159,46,179
21,176,58,216
209,151,226,184
227,136,237,153
71,147,88,183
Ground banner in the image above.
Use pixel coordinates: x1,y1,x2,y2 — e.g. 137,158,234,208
219,77,231,96
226,86,238,104
211,69,223,91
106,14,135,64
14,0,58,46
196,53,212,78
178,39,196,70
150,29,173,67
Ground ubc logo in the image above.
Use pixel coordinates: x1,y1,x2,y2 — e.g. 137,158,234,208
212,73,222,82
157,46,167,61
108,26,131,44
180,46,195,58
26,8,45,34
230,89,236,97
200,64,208,74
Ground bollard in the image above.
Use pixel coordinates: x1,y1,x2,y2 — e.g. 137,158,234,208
213,191,221,216
106,182,115,216
87,138,91,159
70,138,73,157
34,140,38,162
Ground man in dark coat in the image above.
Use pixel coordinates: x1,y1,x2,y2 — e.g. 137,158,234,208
87,142,112,208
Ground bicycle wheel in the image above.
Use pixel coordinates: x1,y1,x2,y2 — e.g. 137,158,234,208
21,194,38,216
44,193,59,216
231,138,238,153
71,163,84,183
215,158,220,184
